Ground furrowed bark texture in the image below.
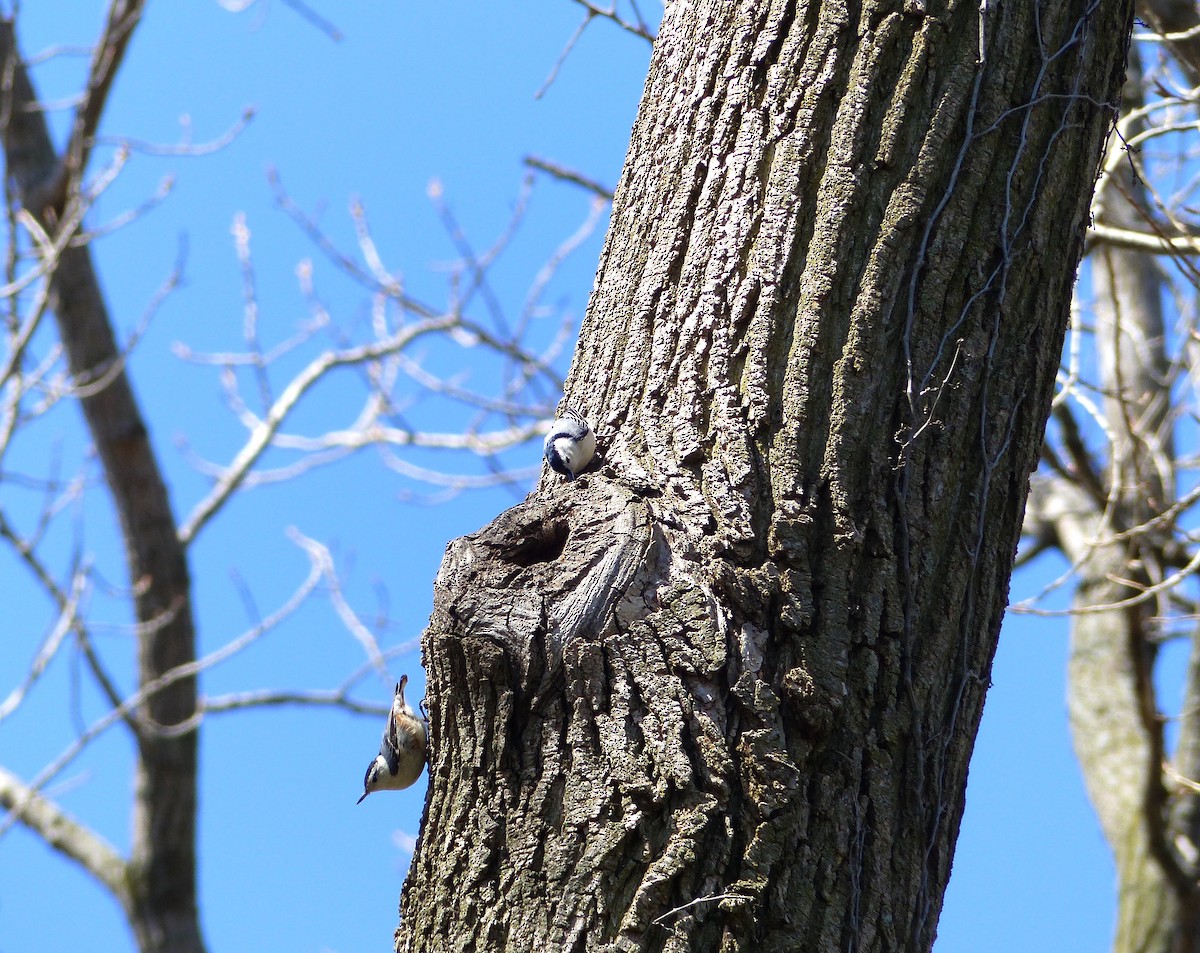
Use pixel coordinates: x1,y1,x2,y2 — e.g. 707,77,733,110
400,1,1132,951
0,12,205,953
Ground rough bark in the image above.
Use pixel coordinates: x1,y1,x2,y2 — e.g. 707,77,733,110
0,9,206,953
399,1,1132,951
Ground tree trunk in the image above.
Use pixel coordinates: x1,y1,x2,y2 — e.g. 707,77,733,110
399,1,1132,951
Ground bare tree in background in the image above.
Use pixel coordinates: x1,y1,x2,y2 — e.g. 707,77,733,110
1023,12,1200,952
0,3,603,952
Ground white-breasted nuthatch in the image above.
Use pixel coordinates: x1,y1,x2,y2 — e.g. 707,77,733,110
357,674,428,804
543,407,597,481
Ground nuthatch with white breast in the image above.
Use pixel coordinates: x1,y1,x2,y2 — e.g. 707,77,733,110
543,407,597,481
357,675,428,803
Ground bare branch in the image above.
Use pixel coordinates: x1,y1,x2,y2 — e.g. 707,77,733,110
178,315,458,546
95,106,255,157
0,549,84,722
0,766,131,910
201,688,387,716
1088,221,1200,254
268,168,429,307
568,0,657,42
199,641,420,718
218,0,343,41
524,155,615,200
536,11,595,100
380,446,541,495
56,1,146,211
288,528,391,679
1138,0,1200,86
270,418,549,455
0,542,325,839
426,175,531,341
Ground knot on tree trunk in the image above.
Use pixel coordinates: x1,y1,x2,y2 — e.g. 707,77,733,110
404,480,788,949
403,473,840,950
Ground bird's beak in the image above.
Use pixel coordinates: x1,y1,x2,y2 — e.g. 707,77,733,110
357,791,369,805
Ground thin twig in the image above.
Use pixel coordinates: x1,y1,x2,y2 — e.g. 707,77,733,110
524,155,615,200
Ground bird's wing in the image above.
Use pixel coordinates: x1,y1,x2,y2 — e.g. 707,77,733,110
383,695,402,757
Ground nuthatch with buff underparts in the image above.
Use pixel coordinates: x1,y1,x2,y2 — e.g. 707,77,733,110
543,408,597,481
357,675,428,803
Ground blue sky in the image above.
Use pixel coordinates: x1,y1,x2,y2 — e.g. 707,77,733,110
1,3,1116,951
